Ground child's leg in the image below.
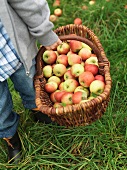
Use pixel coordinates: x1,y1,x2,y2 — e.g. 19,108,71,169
10,64,37,110
0,80,19,138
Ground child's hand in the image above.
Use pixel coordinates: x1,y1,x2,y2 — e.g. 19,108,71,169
45,38,62,50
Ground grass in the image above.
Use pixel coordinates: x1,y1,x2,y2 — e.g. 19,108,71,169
0,0,127,169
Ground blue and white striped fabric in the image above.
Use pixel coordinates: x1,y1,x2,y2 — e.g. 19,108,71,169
0,19,22,82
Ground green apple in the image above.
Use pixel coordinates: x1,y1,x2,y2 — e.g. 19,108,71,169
63,79,79,92
85,56,98,66
89,80,105,95
71,63,84,77
43,65,52,78
48,76,61,86
53,64,67,77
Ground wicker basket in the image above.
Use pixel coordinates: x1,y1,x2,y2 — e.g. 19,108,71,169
34,24,112,127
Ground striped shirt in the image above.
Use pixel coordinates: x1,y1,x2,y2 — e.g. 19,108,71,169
0,19,22,82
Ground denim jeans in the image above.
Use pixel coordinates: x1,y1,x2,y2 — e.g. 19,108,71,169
0,63,37,138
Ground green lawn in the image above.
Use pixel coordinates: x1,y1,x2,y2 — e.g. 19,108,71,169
0,0,127,169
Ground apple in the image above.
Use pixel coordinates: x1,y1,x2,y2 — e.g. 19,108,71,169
84,64,99,75
54,51,59,57
91,53,97,57
63,79,79,92
74,18,82,25
68,54,82,65
42,65,52,78
43,50,57,64
53,64,67,77
64,70,75,80
72,91,87,104
71,63,84,77
48,76,61,86
82,43,92,51
89,1,95,5
90,80,105,95
53,0,60,6
56,54,68,67
54,90,66,102
67,50,74,57
45,81,58,93
74,86,89,97
81,61,85,67
49,14,58,22
85,56,98,66
74,85,84,92
94,74,105,82
53,102,63,108
125,5,127,9
69,40,83,52
78,48,92,61
54,8,62,17
50,91,58,103
79,71,94,87
57,42,70,54
82,5,88,10
61,92,73,105
58,82,64,90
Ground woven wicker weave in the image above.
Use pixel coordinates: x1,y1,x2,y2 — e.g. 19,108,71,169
34,24,112,127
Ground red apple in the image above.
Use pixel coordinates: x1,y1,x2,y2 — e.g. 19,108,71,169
68,53,82,66
45,81,58,93
72,91,87,104
91,53,97,57
43,50,57,64
71,63,84,77
78,48,91,61
61,92,73,105
69,40,83,52
79,71,94,87
42,65,52,78
56,54,68,67
57,42,70,54
53,0,60,7
94,74,105,82
53,64,67,77
48,76,61,86
64,70,75,80
50,91,58,103
90,80,105,95
84,64,99,75
63,79,79,92
54,90,66,102
54,8,62,17
82,5,88,10
58,82,64,90
74,18,82,25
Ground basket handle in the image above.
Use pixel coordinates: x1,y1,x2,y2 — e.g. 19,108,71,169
35,35,107,77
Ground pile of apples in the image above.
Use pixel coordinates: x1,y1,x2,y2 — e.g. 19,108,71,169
42,38,105,108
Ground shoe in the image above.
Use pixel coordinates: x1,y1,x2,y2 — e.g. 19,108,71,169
3,131,22,164
32,109,55,124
